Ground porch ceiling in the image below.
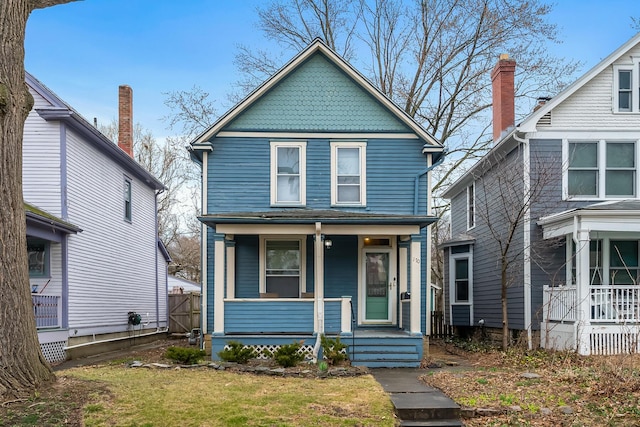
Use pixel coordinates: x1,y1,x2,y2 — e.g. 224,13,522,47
538,200,640,239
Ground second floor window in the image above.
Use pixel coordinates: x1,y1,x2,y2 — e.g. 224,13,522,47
567,140,636,199
331,142,366,206
270,141,306,205
124,178,132,221
467,183,475,229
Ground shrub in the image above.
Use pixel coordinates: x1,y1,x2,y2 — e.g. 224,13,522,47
165,346,206,365
321,335,348,365
272,341,305,367
217,341,256,364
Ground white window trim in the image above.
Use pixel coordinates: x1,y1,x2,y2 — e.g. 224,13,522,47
330,141,367,206
567,235,640,286
258,235,307,296
613,59,640,113
270,141,306,206
449,247,473,306
563,138,639,200
466,182,475,230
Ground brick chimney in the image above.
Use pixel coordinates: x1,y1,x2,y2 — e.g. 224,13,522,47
491,54,516,142
118,85,133,157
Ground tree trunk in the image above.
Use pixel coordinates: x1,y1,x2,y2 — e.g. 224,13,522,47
0,0,77,398
501,264,509,351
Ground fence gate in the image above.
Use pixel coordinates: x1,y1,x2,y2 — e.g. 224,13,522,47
430,311,454,338
169,293,201,334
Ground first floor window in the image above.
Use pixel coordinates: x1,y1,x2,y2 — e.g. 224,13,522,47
570,238,639,285
450,245,472,304
27,237,49,278
265,239,301,297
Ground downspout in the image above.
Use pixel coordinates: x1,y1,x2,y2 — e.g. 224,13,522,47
414,149,447,215
312,222,324,362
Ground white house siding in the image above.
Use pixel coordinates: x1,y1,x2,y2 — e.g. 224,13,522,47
156,246,168,328
65,127,160,336
550,44,640,130
23,87,62,216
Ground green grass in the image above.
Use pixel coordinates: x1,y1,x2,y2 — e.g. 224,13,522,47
68,366,395,427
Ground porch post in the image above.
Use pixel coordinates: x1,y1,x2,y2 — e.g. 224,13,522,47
314,223,325,335
410,234,422,335
225,237,235,299
575,228,591,355
213,233,226,335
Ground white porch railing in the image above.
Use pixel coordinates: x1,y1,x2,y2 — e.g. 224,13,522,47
32,295,61,329
543,285,577,322
543,285,640,323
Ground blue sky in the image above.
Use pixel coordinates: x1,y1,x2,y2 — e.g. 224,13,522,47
25,0,639,139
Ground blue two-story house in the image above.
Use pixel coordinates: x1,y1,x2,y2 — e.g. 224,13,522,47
189,39,443,367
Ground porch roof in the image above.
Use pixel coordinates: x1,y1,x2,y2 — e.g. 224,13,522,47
198,210,437,228
538,200,640,239
26,203,82,235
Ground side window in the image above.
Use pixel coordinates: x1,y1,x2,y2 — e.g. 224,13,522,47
613,61,639,113
449,245,472,305
261,238,305,298
124,178,132,222
467,183,475,229
270,141,306,206
27,237,49,278
331,142,366,206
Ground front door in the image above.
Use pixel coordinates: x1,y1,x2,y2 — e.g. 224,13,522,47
362,249,396,324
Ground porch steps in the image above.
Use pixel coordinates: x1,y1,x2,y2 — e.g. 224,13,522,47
347,336,421,368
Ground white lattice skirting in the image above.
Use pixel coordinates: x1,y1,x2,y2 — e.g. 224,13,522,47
224,343,315,360
40,341,67,363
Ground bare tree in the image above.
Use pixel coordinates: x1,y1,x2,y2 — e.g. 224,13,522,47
100,120,198,249
0,0,78,397
473,148,560,350
234,0,579,180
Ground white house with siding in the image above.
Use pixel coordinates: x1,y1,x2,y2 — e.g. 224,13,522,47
24,73,169,362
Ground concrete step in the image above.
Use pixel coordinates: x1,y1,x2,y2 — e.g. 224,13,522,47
352,359,420,368
400,420,464,427
391,392,461,421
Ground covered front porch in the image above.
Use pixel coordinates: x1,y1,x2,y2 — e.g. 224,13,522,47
539,201,640,355
201,211,434,367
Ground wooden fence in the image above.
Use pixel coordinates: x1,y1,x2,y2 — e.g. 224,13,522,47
169,293,201,334
430,311,454,338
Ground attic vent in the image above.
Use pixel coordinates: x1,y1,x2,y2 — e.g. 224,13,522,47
537,111,551,126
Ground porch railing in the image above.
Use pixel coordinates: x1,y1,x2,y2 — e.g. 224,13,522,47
32,295,61,329
224,297,352,334
543,285,640,323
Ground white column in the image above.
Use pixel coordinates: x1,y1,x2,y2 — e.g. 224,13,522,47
314,223,324,335
575,227,591,355
213,234,225,334
398,241,409,329
226,236,235,299
341,297,351,333
410,237,422,334
200,151,208,333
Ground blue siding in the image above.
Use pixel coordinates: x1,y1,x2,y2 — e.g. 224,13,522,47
235,235,259,298
325,300,342,334
451,305,471,326
324,236,358,320
225,54,411,133
207,138,427,215
225,300,314,333
206,228,215,332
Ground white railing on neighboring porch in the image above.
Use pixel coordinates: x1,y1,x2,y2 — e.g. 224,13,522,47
543,285,577,322
543,285,640,323
32,295,61,329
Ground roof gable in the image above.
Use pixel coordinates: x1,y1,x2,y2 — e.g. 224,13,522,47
519,31,640,132
225,53,410,133
193,39,441,147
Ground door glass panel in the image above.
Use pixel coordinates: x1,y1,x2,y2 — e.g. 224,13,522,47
365,252,389,320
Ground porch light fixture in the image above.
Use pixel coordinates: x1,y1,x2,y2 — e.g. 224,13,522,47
324,237,333,250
